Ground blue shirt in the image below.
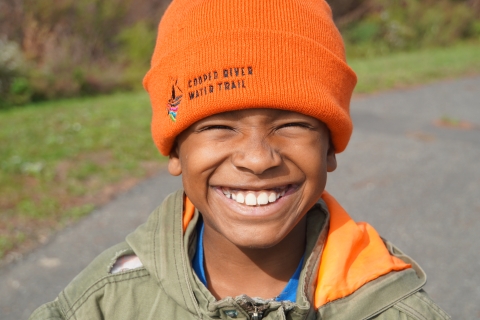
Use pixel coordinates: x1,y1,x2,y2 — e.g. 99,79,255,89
192,220,304,302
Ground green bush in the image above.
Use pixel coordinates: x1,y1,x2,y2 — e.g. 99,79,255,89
0,0,168,107
342,0,480,58
0,39,32,108
116,21,158,90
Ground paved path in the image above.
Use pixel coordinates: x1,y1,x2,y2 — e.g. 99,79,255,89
1,76,479,319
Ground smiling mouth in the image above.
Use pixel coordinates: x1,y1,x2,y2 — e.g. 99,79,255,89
220,186,292,206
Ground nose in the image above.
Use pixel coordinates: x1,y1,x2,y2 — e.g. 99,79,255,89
231,135,282,175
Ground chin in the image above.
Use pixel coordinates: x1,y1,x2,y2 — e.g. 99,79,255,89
230,234,283,250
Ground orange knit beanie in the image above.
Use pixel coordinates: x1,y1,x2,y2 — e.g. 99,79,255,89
144,0,357,156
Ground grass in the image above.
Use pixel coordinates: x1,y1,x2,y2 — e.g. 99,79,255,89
1,40,479,261
349,41,480,93
0,92,164,260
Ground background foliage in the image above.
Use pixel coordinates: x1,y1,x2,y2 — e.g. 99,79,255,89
0,0,169,108
1,0,479,108
336,0,480,57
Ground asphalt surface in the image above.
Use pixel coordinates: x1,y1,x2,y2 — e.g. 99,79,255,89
1,76,479,319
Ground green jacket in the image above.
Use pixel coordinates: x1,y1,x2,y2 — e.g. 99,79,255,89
30,190,450,320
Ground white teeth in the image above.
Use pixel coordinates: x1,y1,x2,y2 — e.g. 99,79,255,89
222,187,288,206
257,192,269,205
245,193,257,206
236,192,245,204
268,192,276,203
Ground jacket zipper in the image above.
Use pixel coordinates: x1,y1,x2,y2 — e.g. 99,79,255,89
248,306,263,320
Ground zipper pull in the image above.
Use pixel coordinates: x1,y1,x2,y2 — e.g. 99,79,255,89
250,306,263,320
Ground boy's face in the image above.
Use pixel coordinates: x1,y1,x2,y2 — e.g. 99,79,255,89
169,109,336,249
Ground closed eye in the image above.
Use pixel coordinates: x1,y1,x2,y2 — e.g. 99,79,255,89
278,122,313,130
198,125,234,132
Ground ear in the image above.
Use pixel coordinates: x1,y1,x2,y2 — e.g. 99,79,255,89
168,144,182,176
326,141,337,173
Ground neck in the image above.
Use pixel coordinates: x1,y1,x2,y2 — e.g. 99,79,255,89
202,216,307,300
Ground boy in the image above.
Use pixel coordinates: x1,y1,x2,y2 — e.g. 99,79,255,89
30,0,450,319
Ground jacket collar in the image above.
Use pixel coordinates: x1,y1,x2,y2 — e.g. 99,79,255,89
126,190,201,315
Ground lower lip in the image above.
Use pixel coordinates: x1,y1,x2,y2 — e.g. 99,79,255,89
213,186,297,217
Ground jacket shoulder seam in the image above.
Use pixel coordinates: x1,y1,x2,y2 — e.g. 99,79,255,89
411,291,451,319
30,301,66,320
63,269,150,319
393,291,450,320
60,291,76,320
393,301,427,320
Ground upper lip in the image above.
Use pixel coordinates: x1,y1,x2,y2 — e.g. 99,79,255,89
212,183,296,191
209,174,303,191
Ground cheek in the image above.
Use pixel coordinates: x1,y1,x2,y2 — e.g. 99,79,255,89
178,143,227,200
296,144,329,193
183,139,229,166
284,139,328,171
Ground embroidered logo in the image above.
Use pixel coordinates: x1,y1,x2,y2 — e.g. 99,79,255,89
167,79,183,122
187,66,253,101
